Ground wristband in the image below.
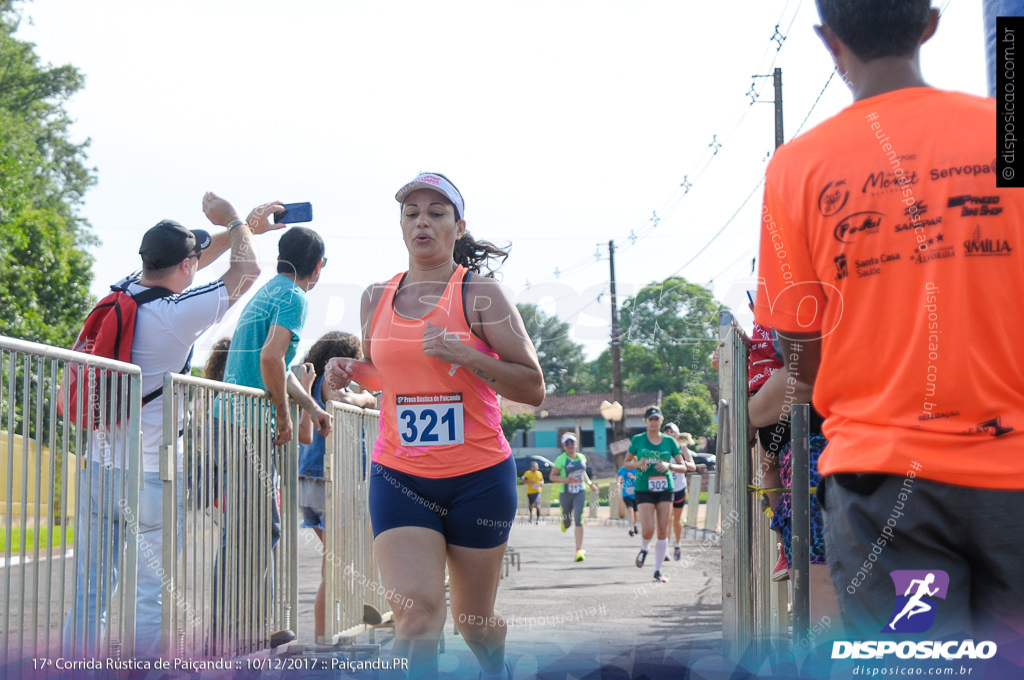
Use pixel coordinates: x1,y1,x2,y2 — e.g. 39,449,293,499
226,219,245,231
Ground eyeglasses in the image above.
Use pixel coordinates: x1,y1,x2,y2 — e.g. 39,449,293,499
187,251,202,262
321,257,328,268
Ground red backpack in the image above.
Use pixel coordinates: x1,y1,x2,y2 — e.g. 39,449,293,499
58,284,174,428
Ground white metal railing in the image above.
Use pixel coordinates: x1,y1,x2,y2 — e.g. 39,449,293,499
0,334,143,666
320,401,389,644
158,373,299,660
682,472,722,538
2,334,351,666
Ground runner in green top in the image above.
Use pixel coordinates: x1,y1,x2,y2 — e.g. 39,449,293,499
629,428,680,493
623,406,686,582
550,432,599,562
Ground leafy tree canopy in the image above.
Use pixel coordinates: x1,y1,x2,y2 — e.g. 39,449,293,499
517,303,594,394
661,387,717,440
581,275,721,434
618,275,719,390
0,1,97,347
500,411,535,443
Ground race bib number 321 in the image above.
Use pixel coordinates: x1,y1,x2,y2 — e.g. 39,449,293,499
396,393,465,446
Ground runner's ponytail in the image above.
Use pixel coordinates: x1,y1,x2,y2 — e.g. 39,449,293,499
453,233,509,278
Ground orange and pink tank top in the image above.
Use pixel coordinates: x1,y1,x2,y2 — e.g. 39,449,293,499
369,265,511,478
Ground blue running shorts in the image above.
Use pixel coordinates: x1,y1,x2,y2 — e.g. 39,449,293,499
369,455,517,549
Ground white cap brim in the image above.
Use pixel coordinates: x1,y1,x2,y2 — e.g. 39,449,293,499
395,173,465,219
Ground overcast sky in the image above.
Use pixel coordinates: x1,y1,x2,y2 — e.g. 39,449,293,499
18,0,985,363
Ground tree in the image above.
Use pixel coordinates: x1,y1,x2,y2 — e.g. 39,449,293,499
581,344,678,394
578,276,720,436
500,411,535,445
0,1,97,347
617,276,720,397
661,387,717,440
517,303,593,394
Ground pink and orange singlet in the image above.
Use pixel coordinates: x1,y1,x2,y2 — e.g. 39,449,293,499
369,265,511,479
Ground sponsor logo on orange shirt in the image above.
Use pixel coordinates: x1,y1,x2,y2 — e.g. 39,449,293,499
834,212,884,243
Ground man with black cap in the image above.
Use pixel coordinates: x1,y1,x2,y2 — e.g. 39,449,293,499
64,191,287,659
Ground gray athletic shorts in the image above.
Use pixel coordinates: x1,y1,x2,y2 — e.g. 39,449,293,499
821,472,1024,641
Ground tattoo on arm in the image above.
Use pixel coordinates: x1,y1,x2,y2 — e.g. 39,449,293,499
473,368,496,383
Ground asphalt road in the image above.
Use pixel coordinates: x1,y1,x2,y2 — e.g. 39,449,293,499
291,513,733,679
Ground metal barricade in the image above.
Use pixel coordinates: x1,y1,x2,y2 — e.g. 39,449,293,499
719,311,755,662
158,373,299,660
683,473,702,535
320,401,388,644
718,311,814,667
703,473,722,538
0,334,143,665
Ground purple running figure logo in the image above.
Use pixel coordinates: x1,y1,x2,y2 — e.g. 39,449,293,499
885,570,949,634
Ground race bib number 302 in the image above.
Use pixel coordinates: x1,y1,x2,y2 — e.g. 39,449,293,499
396,393,465,446
648,476,668,492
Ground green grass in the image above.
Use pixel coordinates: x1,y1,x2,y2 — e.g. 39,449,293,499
518,479,711,509
0,526,74,554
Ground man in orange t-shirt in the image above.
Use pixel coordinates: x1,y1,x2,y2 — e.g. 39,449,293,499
755,0,1024,645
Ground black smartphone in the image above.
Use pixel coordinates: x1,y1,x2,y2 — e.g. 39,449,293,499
273,202,313,224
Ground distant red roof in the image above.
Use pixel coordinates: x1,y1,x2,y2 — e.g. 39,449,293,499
499,392,661,419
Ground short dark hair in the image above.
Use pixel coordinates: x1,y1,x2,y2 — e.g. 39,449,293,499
816,0,931,61
302,331,362,378
277,227,325,278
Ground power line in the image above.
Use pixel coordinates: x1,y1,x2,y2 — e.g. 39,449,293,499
671,66,842,281
792,70,837,137
522,2,808,287
667,176,765,278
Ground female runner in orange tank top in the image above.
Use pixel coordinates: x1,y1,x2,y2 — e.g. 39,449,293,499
327,173,545,679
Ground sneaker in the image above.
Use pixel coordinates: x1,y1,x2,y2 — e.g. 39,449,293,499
628,528,636,537
363,604,384,626
633,524,639,535
561,521,569,533
772,543,790,582
268,629,296,648
635,549,647,568
653,571,668,583
575,549,586,562
673,545,682,561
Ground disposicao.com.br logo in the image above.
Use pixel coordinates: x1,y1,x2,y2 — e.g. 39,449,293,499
832,569,998,661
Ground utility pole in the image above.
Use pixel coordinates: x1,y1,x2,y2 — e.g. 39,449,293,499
754,67,785,150
608,240,625,441
773,67,784,149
